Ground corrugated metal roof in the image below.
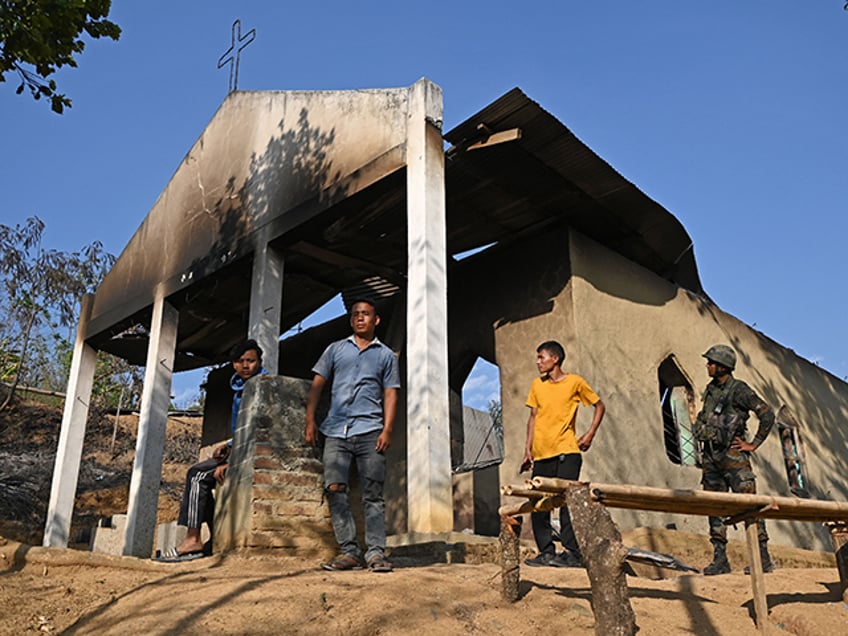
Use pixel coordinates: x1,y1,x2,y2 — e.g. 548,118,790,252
444,88,703,293
453,405,503,473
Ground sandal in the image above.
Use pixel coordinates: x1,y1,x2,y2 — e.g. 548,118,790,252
152,548,207,563
321,554,364,571
367,554,393,572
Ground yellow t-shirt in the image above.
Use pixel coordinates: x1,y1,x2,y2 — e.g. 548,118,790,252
526,374,600,459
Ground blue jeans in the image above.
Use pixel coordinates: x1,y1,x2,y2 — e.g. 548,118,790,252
323,430,387,562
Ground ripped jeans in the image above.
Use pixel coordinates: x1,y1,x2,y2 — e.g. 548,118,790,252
322,430,387,562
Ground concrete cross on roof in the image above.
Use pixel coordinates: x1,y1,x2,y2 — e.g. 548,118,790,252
217,19,256,93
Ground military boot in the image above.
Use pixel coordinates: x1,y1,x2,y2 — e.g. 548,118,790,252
744,541,775,574
760,543,775,572
703,541,731,575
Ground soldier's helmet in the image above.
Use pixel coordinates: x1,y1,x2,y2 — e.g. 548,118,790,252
702,344,736,370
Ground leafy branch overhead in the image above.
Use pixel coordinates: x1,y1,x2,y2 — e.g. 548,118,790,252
0,0,121,113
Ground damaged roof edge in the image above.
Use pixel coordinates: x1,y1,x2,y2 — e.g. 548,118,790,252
444,88,705,295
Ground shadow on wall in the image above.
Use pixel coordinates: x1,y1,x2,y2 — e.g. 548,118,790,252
243,108,345,224
572,258,682,309
687,294,848,501
186,107,347,279
728,328,848,501
689,297,848,548
385,457,408,535
447,227,574,368
451,224,686,358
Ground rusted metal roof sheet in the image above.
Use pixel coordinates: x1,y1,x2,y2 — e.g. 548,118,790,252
444,88,702,293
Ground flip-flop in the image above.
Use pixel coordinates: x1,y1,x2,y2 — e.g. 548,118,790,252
152,549,207,563
155,547,180,560
367,554,393,572
321,554,364,571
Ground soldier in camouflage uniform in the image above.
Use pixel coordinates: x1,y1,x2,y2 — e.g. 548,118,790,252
695,344,776,575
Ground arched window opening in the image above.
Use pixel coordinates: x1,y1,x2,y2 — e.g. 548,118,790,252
453,357,502,537
658,355,698,466
777,406,810,498
456,358,503,472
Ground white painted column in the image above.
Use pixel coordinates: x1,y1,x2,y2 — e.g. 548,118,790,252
248,238,283,374
43,295,97,547
405,78,453,534
123,290,178,557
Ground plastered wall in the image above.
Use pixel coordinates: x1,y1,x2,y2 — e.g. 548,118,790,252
498,229,848,551
89,87,412,335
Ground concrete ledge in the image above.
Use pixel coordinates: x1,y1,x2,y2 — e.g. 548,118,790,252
89,514,128,555
387,531,501,566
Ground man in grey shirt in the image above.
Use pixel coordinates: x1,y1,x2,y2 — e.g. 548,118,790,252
305,297,400,572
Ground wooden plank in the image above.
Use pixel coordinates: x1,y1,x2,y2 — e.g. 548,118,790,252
466,128,522,151
501,477,848,633
522,477,848,523
745,518,769,634
499,494,567,517
501,486,547,499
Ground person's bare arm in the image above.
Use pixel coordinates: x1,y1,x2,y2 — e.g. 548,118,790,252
376,387,398,452
521,408,537,472
578,398,605,451
304,374,326,446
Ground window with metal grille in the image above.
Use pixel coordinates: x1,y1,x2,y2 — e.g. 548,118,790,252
777,406,811,498
658,355,698,467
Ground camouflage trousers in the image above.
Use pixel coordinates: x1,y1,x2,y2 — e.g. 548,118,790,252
701,447,768,544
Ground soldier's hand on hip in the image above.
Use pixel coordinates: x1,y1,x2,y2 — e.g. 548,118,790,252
731,437,756,453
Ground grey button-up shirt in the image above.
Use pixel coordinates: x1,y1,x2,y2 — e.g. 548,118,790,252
312,335,401,438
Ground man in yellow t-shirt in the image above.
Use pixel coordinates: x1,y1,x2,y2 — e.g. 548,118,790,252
522,341,605,568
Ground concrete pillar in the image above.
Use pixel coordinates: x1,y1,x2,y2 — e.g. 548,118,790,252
123,291,178,557
248,238,283,374
405,78,452,533
43,295,97,547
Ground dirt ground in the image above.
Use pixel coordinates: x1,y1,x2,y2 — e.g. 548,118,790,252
2,400,847,635
2,531,846,636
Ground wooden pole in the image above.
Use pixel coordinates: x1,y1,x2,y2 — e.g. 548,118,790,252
110,386,125,456
525,477,848,522
566,483,637,636
826,522,848,603
499,494,567,517
501,477,848,631
501,485,548,499
499,515,521,602
744,518,768,633
2,381,67,399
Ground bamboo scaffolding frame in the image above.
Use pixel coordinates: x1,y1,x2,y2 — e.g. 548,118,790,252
499,476,848,634
499,477,848,523
500,486,548,499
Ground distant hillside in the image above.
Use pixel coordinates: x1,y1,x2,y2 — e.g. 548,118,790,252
0,398,202,546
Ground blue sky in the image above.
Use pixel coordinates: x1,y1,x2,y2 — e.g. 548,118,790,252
2,2,846,408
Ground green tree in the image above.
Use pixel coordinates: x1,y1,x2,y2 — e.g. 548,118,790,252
0,216,115,409
42,336,142,413
0,0,121,113
91,351,143,414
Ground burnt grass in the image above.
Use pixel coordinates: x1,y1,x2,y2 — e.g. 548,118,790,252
0,396,201,546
